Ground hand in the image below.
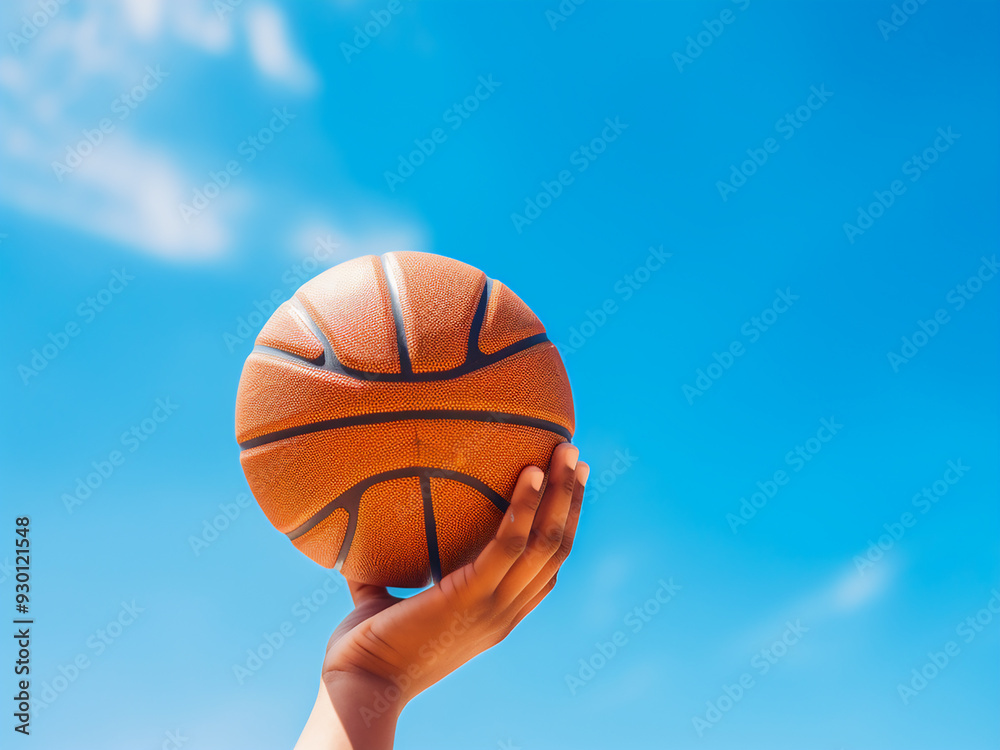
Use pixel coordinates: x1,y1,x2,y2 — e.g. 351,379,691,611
294,443,589,750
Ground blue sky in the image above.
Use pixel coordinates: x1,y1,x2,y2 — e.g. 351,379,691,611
2,1,998,748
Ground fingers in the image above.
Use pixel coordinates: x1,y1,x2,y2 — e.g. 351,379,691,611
507,574,557,632
559,461,588,559
467,443,587,610
346,580,392,607
470,464,545,590
510,461,588,611
494,444,581,606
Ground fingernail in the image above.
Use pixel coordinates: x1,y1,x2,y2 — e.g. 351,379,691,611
577,463,590,486
529,471,543,492
566,446,579,470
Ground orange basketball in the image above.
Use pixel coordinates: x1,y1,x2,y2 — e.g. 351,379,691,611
235,251,574,587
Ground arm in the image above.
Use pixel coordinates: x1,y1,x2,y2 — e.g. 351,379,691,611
295,443,589,749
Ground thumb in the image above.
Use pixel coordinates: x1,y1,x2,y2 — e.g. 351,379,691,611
346,579,395,607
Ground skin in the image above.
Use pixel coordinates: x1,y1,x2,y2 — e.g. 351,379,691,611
295,443,589,749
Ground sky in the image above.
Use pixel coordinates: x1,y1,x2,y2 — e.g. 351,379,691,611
1,1,998,748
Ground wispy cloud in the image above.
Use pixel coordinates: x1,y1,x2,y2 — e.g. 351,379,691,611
0,1,423,263
0,1,312,261
0,2,239,258
726,559,896,663
37,135,241,259
119,0,232,51
245,4,317,93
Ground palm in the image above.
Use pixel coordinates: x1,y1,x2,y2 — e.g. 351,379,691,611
322,568,486,692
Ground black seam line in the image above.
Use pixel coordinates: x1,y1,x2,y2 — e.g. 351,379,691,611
465,276,491,362
287,466,508,547
239,409,572,450
288,297,337,368
282,302,327,366
420,475,443,585
250,331,551,382
380,253,412,376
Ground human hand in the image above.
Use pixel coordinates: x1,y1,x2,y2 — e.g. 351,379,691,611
294,443,588,749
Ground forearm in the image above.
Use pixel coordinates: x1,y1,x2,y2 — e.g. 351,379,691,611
295,673,404,750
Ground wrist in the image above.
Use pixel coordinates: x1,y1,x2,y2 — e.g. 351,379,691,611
322,669,408,725
296,672,405,750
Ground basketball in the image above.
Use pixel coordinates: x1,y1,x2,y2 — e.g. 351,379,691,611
235,251,575,587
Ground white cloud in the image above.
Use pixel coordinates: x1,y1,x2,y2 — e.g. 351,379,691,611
0,1,422,265
0,1,239,259
119,0,231,52
120,0,165,40
725,560,896,663
68,137,239,259
173,0,232,54
245,4,316,93
828,559,893,612
0,132,239,260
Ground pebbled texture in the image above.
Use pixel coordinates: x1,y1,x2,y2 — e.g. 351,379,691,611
235,251,574,587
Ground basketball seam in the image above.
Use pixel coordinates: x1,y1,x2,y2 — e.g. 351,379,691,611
288,466,509,540
379,253,413,376
286,467,507,581
238,409,572,450
466,276,491,361
288,296,335,366
259,272,548,382
252,333,550,382
284,303,326,365
420,475,443,585
251,262,566,585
